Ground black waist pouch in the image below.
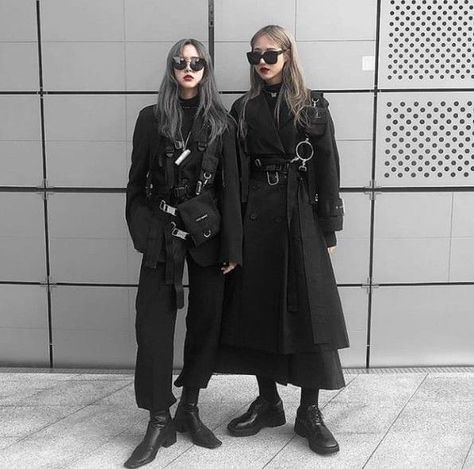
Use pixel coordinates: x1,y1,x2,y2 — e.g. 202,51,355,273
178,191,221,247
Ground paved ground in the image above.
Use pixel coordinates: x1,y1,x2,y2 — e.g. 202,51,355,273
0,368,472,468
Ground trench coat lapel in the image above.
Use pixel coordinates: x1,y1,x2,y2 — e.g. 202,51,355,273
246,94,285,155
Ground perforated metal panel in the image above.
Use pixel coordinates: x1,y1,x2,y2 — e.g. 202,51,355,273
379,0,474,88
376,92,474,186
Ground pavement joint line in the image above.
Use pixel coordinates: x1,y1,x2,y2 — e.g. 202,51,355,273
361,372,429,468
461,436,474,469
0,379,132,453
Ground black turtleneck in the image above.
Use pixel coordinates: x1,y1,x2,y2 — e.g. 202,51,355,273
262,82,282,115
179,94,200,142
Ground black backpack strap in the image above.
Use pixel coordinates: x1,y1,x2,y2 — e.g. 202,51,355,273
195,137,220,195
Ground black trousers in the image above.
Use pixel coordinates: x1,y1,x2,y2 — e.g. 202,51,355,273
134,254,224,412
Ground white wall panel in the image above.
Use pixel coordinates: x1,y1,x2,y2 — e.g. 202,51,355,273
40,0,124,41
449,192,474,281
0,329,49,366
378,0,474,89
338,286,369,368
373,192,452,283
0,96,41,140
48,193,128,284
124,0,207,42
296,0,377,41
46,141,128,188
125,42,173,91
215,0,295,41
53,329,135,368
42,42,125,91
299,41,375,90
374,193,452,239
0,193,45,282
450,238,474,282
375,92,474,187
332,193,371,284
50,238,129,284
214,42,250,92
0,285,49,366
338,140,372,188
0,285,48,328
44,95,126,141
51,286,132,331
0,43,39,91
0,0,37,41
125,95,156,142
371,286,474,366
48,193,127,239
325,93,374,140
0,141,43,186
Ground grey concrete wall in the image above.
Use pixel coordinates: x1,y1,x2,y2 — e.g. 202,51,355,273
0,0,473,368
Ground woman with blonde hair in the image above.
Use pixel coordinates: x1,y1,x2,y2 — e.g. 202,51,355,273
217,25,349,455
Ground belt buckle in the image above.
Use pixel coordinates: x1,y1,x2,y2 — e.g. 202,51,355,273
266,171,279,186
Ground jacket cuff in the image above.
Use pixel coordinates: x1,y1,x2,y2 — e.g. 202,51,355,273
324,231,337,248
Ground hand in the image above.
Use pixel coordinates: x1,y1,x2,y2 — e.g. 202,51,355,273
328,246,336,254
221,261,238,275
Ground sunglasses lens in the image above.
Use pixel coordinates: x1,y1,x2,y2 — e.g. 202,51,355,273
190,58,205,71
246,51,261,65
262,51,279,65
172,57,187,70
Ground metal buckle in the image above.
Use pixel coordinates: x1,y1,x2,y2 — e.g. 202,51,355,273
195,172,213,195
170,222,188,240
203,229,212,238
266,171,280,186
159,200,177,216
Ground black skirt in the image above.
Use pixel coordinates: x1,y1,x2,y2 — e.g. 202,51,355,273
216,344,345,390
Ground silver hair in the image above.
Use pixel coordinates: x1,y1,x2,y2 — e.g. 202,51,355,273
155,39,228,143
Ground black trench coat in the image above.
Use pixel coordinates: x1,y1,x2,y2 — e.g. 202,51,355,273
220,92,349,354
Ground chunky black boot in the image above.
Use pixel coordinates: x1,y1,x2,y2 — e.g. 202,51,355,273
124,410,176,468
174,403,222,449
227,396,286,437
294,404,339,455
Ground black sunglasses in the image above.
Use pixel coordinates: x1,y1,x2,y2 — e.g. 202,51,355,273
246,50,286,65
172,56,206,72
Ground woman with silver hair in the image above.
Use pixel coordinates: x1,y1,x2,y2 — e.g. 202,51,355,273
125,38,242,468
217,25,349,455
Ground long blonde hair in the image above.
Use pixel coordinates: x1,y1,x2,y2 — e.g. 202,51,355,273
238,25,311,134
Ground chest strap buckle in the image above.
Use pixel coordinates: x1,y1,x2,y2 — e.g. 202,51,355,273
159,200,177,216
170,221,188,240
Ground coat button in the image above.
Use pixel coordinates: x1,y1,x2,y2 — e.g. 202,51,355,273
249,213,258,220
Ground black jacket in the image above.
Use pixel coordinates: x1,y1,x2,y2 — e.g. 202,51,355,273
126,105,242,267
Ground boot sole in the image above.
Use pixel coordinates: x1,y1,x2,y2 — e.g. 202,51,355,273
123,433,176,468
294,420,339,455
227,411,286,437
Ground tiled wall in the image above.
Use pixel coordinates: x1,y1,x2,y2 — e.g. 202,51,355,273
0,0,472,368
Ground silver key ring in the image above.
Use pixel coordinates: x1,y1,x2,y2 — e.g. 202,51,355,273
295,137,314,162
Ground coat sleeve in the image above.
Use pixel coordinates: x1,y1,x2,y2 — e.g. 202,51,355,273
230,99,250,203
218,117,243,265
125,107,154,253
310,96,344,247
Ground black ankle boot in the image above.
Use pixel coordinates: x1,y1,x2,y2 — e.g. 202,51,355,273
124,410,176,468
174,403,222,449
227,396,286,437
294,404,339,455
